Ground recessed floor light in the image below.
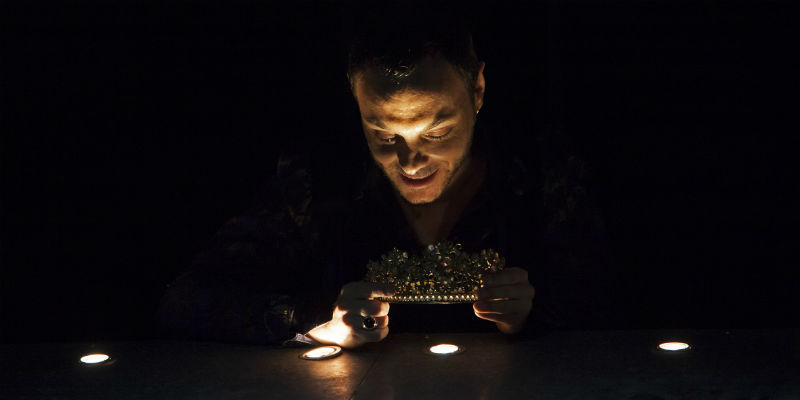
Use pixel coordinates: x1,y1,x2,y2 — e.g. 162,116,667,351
80,354,110,364
658,342,690,351
300,346,342,360
429,344,462,355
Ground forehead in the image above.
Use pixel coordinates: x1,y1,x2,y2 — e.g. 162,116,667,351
359,90,447,124
353,57,469,121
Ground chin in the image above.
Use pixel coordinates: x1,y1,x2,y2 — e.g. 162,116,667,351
396,184,444,205
401,192,438,205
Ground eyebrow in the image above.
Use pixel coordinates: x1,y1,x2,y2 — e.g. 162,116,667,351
365,109,456,132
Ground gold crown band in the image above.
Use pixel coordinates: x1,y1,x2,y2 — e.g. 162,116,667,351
364,241,504,304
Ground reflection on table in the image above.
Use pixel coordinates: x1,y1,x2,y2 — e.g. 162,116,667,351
2,329,798,399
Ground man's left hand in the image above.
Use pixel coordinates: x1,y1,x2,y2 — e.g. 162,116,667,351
473,267,535,334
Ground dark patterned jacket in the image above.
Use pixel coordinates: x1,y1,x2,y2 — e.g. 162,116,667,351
157,127,621,344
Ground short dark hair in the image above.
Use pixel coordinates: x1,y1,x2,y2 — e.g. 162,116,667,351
346,6,480,97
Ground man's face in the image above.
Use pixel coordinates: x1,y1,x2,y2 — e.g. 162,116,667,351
353,57,485,205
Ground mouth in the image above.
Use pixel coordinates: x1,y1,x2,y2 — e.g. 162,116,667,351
399,169,439,188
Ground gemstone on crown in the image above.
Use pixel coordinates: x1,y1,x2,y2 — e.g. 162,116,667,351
363,241,505,304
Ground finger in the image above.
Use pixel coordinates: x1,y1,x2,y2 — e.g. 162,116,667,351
343,313,389,341
342,312,390,329
360,299,390,317
473,299,529,314
336,298,390,317
340,282,396,299
374,315,389,329
483,268,528,287
370,326,390,342
474,310,522,323
342,311,363,329
353,326,389,343
478,284,535,301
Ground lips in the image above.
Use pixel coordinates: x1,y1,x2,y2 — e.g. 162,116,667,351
399,169,439,188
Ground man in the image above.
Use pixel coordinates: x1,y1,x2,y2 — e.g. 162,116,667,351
158,13,617,347
305,30,537,347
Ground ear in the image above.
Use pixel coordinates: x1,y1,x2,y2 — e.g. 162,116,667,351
473,61,486,112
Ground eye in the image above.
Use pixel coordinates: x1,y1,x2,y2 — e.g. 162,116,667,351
424,128,451,141
373,131,397,144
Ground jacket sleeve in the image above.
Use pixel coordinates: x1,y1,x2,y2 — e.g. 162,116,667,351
156,150,329,345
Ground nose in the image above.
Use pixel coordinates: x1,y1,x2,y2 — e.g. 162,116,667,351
395,139,429,173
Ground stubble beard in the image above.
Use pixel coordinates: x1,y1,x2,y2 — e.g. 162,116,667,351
385,134,474,206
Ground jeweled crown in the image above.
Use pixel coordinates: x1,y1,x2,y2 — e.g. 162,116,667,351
364,241,505,304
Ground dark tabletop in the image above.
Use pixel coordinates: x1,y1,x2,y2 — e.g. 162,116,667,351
2,329,799,399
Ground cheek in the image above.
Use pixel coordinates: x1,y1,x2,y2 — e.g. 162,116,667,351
433,121,473,161
430,136,471,164
367,142,396,165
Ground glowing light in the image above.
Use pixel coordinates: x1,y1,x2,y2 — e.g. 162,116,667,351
659,342,690,351
301,346,342,360
429,344,461,355
80,354,110,364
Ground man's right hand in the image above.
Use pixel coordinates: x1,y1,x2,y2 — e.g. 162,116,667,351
306,282,394,348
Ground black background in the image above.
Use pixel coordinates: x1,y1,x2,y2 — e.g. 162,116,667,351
2,1,797,343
